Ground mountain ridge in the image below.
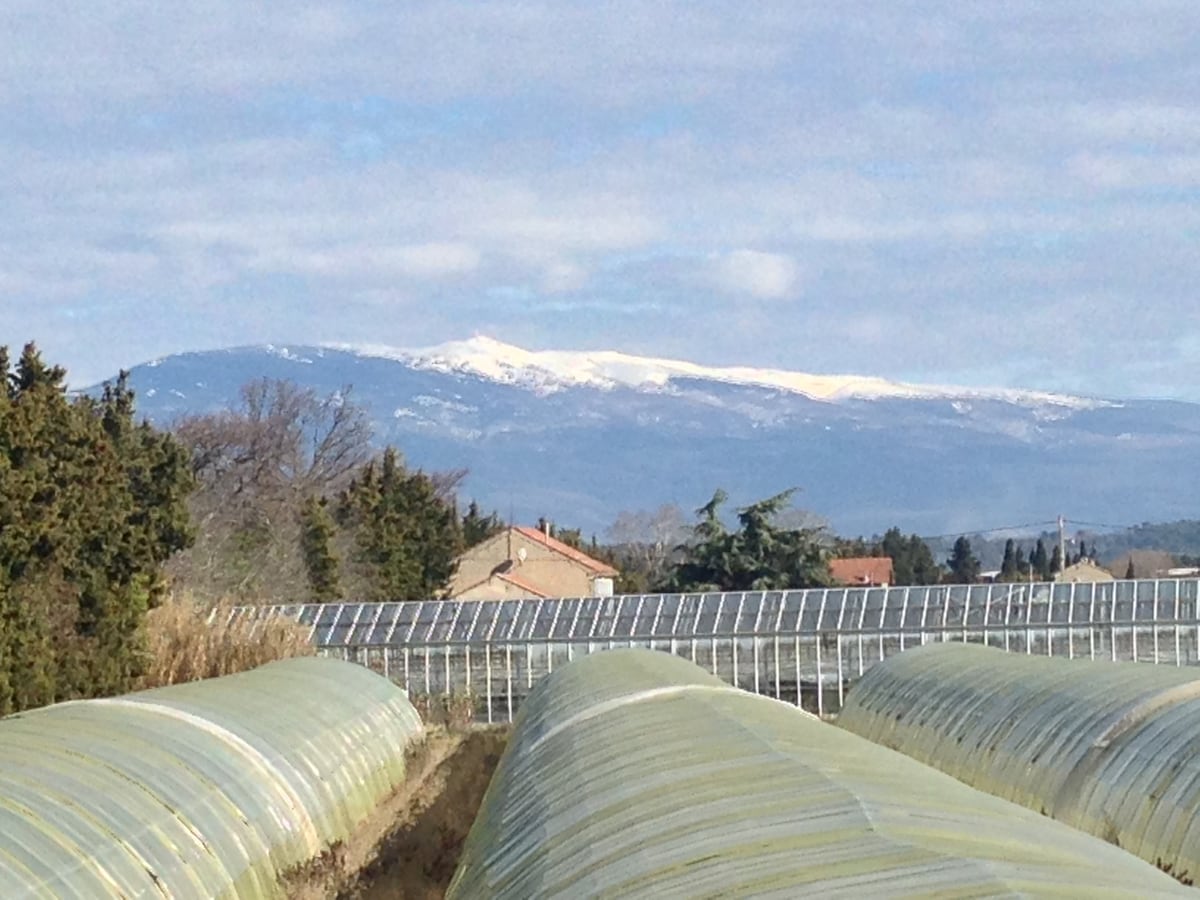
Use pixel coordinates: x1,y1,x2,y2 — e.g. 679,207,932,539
96,338,1200,537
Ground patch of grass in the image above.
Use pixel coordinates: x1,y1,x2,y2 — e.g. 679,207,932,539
138,594,315,689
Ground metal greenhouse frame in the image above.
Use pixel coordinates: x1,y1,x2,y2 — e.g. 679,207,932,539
222,577,1200,721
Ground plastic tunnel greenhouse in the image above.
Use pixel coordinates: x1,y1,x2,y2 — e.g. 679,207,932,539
447,648,1188,898
837,642,1200,884
0,656,423,898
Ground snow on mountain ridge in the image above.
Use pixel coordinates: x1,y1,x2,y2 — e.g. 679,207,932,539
331,336,1113,409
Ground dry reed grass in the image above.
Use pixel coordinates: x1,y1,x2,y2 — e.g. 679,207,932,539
139,594,315,689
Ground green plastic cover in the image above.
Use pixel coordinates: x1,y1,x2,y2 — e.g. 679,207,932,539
0,656,423,898
448,648,1188,898
837,642,1200,883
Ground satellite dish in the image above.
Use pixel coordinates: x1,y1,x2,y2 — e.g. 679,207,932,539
517,547,527,563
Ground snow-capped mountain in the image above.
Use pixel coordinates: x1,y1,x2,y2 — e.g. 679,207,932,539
99,338,1200,536
341,336,1112,409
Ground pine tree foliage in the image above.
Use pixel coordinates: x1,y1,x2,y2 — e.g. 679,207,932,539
461,500,504,548
945,536,981,583
662,489,830,591
299,495,341,601
0,345,194,714
336,448,462,601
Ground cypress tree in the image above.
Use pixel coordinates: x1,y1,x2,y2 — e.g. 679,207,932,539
300,495,341,601
945,536,981,584
1000,539,1018,581
1032,539,1049,580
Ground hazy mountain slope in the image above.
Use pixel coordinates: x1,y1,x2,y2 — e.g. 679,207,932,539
92,339,1200,537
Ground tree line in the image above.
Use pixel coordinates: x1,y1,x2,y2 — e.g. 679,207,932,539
0,345,501,713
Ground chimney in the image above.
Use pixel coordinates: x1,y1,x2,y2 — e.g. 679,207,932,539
542,518,551,538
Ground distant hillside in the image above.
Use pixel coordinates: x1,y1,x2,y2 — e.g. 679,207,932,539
925,520,1200,571
88,338,1200,537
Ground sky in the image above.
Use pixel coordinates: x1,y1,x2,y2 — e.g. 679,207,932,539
2,1,1199,399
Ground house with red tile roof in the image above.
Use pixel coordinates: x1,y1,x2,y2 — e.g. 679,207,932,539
829,556,894,588
449,525,620,600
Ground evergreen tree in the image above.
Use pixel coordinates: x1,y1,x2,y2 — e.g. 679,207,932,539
1000,539,1018,581
906,534,943,585
874,527,941,585
1050,544,1063,575
1032,539,1049,580
1125,557,1136,579
945,536,981,583
663,489,830,591
461,501,504,548
1014,545,1028,580
0,344,193,713
337,448,461,601
299,495,341,601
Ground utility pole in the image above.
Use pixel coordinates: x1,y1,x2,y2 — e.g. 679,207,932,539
1058,515,1067,577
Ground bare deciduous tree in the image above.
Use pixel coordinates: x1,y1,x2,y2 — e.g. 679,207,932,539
168,379,375,602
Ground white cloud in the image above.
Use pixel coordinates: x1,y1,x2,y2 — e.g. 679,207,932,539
713,250,800,299
2,2,1200,398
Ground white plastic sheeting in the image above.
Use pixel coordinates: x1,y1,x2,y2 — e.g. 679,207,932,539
448,648,1188,898
837,642,1200,884
0,656,423,898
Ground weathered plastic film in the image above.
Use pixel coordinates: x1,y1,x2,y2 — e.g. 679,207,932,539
837,641,1200,884
448,648,1187,898
0,656,423,898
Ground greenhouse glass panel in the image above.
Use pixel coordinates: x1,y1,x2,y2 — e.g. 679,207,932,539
613,595,641,637
733,592,763,632
509,599,539,641
592,596,621,638
962,587,986,627
365,604,400,644
837,589,863,631
777,591,805,631
297,604,322,627
427,602,460,641
713,593,740,632
1028,590,1050,625
451,603,482,641
797,593,821,631
1071,585,1093,625
694,594,721,634
862,588,886,629
348,607,379,645
527,599,558,638
881,588,908,629
1049,585,1072,624
1114,583,1136,621
409,601,441,642
489,601,523,641
325,606,357,646
549,600,581,640
905,588,931,629
1156,580,1178,617
758,591,786,633
653,595,681,636
816,590,843,630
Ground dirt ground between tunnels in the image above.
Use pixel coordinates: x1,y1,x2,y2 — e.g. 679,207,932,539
284,725,509,900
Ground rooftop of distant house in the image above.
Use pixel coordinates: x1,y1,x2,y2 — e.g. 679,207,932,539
829,556,894,587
